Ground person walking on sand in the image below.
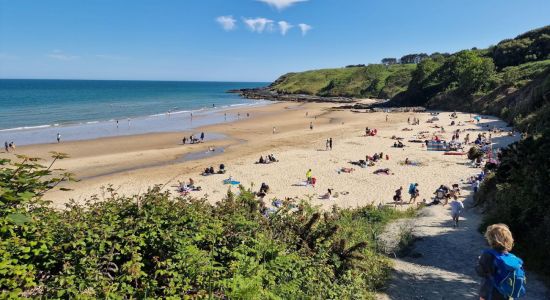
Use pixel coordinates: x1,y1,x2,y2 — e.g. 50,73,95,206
9,142,15,151
408,183,419,203
4,141,9,153
476,224,526,300
306,169,312,184
325,139,329,151
449,197,464,227
329,138,333,150
272,126,276,134
310,122,313,130
200,132,205,141
56,133,61,143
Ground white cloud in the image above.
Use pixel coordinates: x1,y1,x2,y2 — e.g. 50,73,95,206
258,0,307,10
47,50,79,61
243,17,274,33
216,15,237,31
278,21,293,36
298,23,312,36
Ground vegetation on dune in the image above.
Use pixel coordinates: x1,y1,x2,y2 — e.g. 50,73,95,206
0,154,415,299
271,64,416,99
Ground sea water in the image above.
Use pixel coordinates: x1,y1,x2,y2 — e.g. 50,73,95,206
0,79,268,145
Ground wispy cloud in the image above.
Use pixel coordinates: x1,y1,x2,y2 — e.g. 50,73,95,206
258,0,307,10
95,54,129,60
278,21,293,36
243,17,274,33
216,15,237,31
298,23,312,36
47,50,79,61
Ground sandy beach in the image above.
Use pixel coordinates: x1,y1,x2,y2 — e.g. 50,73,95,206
1,101,518,209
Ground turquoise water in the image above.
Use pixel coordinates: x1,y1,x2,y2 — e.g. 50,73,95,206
0,79,269,145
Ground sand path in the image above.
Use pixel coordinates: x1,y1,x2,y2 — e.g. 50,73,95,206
377,196,549,299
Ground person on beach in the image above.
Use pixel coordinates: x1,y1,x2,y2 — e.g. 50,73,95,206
310,122,313,130
224,113,227,121
386,115,388,122
393,187,403,203
306,169,312,184
182,137,187,144
449,197,464,227
408,183,419,203
57,133,61,143
116,119,119,128
9,142,15,151
273,126,276,134
476,224,526,300
200,132,205,141
329,138,333,150
325,139,329,151
4,141,9,153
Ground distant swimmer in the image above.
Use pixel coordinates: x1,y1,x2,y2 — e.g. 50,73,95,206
57,133,61,143
212,104,215,107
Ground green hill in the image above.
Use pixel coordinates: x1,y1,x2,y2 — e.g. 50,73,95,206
271,64,416,99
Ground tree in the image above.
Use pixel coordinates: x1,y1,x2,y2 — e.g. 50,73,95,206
381,58,397,65
400,53,428,64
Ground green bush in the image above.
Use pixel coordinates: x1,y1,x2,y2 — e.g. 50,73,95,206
1,155,414,299
476,131,550,277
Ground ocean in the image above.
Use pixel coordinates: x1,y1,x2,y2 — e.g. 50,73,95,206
0,79,269,145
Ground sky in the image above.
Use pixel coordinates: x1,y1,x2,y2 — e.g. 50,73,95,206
0,0,549,82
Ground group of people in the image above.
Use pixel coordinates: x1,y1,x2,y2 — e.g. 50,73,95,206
177,178,201,194
325,138,333,151
182,132,205,145
407,117,420,125
201,164,225,176
365,127,378,136
4,141,16,152
258,154,278,164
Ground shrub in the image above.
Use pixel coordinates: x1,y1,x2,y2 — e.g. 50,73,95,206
1,155,414,298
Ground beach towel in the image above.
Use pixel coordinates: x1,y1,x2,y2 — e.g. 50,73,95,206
223,179,240,185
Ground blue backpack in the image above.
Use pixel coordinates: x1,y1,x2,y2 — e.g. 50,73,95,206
484,249,527,299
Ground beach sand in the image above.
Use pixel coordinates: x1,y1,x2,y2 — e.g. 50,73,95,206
1,101,518,209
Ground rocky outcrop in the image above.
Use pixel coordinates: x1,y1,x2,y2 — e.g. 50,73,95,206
227,87,354,103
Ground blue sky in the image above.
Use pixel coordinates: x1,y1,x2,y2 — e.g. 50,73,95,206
0,0,549,82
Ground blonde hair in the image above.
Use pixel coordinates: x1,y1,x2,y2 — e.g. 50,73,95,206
485,223,514,252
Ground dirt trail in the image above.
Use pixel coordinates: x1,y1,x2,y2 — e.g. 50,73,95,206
377,195,549,300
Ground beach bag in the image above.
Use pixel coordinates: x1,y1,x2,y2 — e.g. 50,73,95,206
484,249,527,299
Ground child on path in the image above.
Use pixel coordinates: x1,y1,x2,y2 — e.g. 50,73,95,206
476,224,526,300
449,197,464,227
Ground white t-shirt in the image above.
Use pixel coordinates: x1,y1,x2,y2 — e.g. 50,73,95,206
450,200,464,215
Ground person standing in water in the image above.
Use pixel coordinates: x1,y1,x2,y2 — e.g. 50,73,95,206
200,132,205,141
116,119,119,128
57,133,61,143
4,141,9,153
